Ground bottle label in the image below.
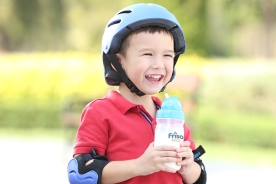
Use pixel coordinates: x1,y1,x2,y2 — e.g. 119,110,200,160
168,132,184,142
154,118,184,147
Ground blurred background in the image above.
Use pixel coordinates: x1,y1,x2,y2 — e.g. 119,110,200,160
0,0,276,183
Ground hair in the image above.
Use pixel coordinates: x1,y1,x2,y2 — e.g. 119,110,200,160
117,26,174,56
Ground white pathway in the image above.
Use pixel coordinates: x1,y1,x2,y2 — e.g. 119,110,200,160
0,137,275,184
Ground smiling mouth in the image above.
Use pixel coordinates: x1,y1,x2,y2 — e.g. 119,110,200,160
145,74,164,82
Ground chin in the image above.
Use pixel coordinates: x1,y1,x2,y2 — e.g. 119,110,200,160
142,89,162,96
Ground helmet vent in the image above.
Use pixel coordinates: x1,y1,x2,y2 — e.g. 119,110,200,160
107,19,121,27
117,10,132,15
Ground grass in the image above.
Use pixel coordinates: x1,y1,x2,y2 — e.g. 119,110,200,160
0,128,65,140
196,139,276,167
192,105,276,149
1,128,276,167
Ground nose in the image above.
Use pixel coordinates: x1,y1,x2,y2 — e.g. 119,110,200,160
151,56,164,69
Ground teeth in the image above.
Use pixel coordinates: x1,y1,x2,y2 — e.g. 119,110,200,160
148,75,161,79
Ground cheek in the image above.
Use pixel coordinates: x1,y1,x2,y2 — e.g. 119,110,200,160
124,63,144,79
166,62,174,76
163,63,174,83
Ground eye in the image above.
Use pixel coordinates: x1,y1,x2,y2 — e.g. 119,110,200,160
164,54,174,58
143,53,152,56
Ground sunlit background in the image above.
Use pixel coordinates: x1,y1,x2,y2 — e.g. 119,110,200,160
0,0,275,183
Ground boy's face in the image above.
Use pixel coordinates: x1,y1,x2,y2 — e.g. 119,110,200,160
117,31,175,95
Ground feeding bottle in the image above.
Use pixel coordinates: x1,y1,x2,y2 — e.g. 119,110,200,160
154,93,185,170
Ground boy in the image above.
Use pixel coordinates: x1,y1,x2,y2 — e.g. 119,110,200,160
67,3,206,184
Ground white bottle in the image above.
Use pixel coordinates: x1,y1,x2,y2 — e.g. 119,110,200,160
154,93,185,170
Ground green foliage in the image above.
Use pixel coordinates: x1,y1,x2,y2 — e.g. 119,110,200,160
0,53,276,149
0,99,61,128
0,0,207,56
0,52,109,128
199,140,276,166
198,60,276,115
193,105,276,149
1,0,65,50
139,0,208,55
1,0,274,57
222,0,261,26
191,59,276,148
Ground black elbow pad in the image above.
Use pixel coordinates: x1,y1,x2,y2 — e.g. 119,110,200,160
193,158,207,184
192,145,207,184
68,148,110,184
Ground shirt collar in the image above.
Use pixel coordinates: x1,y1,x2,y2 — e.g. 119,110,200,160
106,90,162,114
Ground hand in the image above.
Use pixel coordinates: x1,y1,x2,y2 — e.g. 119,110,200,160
176,141,194,175
135,142,182,176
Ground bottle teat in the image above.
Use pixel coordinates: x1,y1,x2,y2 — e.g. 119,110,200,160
161,94,182,111
156,93,184,120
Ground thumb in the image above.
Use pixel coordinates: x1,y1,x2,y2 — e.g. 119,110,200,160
149,141,155,147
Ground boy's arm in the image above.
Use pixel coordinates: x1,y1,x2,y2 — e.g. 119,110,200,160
101,159,141,183
180,161,201,184
68,142,185,184
91,142,180,184
180,159,206,184
71,155,139,184
101,145,206,184
179,145,207,184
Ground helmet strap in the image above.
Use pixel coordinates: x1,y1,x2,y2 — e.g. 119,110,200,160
105,52,178,96
106,53,145,96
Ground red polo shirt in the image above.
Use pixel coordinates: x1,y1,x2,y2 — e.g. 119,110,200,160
74,90,196,184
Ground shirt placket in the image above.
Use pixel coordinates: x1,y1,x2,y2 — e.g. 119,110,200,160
136,105,160,132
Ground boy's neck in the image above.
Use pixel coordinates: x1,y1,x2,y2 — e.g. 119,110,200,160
117,85,152,105
117,85,158,118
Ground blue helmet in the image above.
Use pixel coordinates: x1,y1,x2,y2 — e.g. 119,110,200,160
102,3,186,96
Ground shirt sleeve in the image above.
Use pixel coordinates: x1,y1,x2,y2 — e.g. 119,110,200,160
184,123,196,150
73,102,109,156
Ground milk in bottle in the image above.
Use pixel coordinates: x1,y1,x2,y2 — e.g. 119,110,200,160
154,93,185,170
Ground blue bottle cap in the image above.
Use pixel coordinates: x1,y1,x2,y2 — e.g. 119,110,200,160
156,94,184,120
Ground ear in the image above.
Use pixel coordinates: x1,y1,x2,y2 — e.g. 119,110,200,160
115,54,122,64
115,54,124,69
111,54,123,71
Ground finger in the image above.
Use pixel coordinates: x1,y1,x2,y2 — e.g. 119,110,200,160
153,150,182,163
179,158,194,166
155,150,180,159
148,142,155,147
158,164,178,173
180,141,191,147
181,150,193,159
177,156,194,166
176,147,193,153
161,157,183,165
154,145,178,151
